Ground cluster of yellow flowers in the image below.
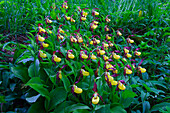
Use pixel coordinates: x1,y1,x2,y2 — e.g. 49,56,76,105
36,1,146,105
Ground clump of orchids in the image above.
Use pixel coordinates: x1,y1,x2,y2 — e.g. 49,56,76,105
35,1,147,106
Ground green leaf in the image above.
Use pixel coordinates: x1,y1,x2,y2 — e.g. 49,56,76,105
27,98,46,113
0,96,6,103
120,90,137,108
66,103,90,112
110,106,127,113
142,101,150,113
26,94,41,103
53,101,75,113
121,90,137,99
25,77,50,99
48,87,67,111
28,59,40,77
62,74,71,92
11,65,30,83
151,102,170,112
96,104,110,113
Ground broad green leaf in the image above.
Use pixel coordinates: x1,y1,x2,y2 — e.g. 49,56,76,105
96,104,110,113
11,66,30,83
53,101,75,113
66,103,90,112
110,106,127,113
28,59,40,77
62,74,71,92
142,101,150,113
26,77,50,99
27,98,46,113
48,87,67,111
151,102,170,112
26,94,41,103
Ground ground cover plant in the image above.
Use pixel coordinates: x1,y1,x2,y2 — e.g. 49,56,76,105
0,0,170,113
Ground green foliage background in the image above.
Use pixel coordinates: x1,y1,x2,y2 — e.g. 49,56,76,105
0,0,169,113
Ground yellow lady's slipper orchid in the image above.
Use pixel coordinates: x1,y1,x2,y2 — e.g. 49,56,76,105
124,48,129,53
139,10,142,17
118,81,126,90
70,18,75,23
94,11,99,15
91,24,98,29
91,54,97,60
106,62,114,70
127,53,132,58
138,66,146,73
81,69,89,76
81,16,86,21
58,34,64,40
78,37,83,43
106,34,111,40
96,39,100,44
111,80,118,85
90,41,93,45
59,28,65,33
135,51,141,56
65,16,71,20
106,18,111,22
93,21,99,24
68,52,75,59
125,67,132,74
73,85,83,94
92,92,99,104
113,53,120,60
58,71,62,79
42,42,49,48
38,35,45,42
38,27,46,33
70,36,77,42
117,30,122,36
127,38,134,43
113,69,118,74
104,55,109,61
97,50,105,55
39,51,47,58
82,11,88,16
81,53,88,59
46,18,52,23
53,55,61,62
103,43,109,48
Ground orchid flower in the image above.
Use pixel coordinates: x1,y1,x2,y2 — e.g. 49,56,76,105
105,25,109,31
42,42,49,48
37,35,45,42
66,50,75,59
45,16,52,24
72,84,83,94
105,15,111,22
39,50,47,58
62,1,68,9
81,69,89,76
106,34,112,40
70,15,75,23
91,81,104,104
118,80,126,90
117,30,122,36
127,38,134,43
138,66,146,73
134,48,141,56
80,50,88,60
38,24,46,34
92,8,99,16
